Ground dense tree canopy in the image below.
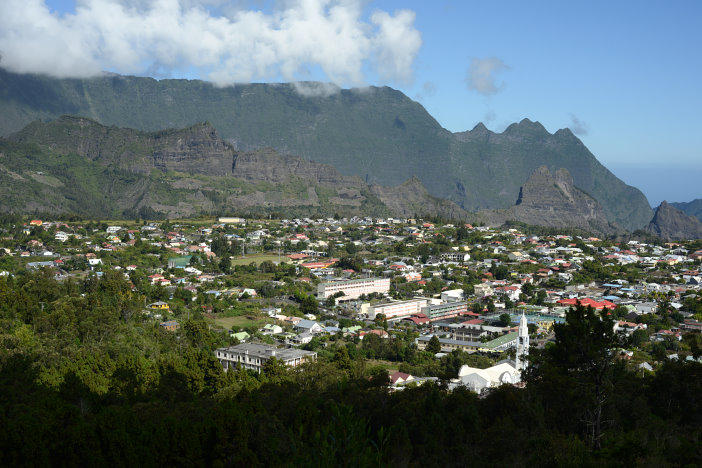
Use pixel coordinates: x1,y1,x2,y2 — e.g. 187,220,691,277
0,260,701,466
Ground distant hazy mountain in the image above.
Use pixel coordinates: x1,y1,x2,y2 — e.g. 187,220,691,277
670,199,702,223
1,116,472,220
644,201,702,241
0,68,652,230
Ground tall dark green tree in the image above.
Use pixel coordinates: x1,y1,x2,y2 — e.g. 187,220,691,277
526,304,622,450
299,294,319,316
426,335,441,354
498,313,512,327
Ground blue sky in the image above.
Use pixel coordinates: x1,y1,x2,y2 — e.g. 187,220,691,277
5,0,702,206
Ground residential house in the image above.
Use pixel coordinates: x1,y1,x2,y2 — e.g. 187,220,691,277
160,320,179,331
294,320,323,334
261,323,284,335
230,331,251,342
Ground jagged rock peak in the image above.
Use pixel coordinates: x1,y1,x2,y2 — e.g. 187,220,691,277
402,175,425,186
486,165,616,235
554,127,576,139
529,165,552,177
553,167,575,186
453,122,493,142
520,166,574,191
518,166,584,208
645,201,702,240
503,118,549,136
471,122,489,133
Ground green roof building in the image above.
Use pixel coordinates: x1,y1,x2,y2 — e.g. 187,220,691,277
168,256,193,269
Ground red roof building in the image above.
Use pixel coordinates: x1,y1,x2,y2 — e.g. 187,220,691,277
557,297,617,310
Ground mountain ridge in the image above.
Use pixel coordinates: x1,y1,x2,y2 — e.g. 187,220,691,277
0,68,652,230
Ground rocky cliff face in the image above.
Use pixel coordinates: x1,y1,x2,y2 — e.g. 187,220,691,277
231,148,356,185
151,124,234,176
2,117,475,220
9,116,236,177
644,201,702,240
479,166,618,235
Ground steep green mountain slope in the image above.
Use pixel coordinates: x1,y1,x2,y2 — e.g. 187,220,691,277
670,199,702,222
644,201,702,241
452,122,652,230
0,68,652,229
1,117,472,221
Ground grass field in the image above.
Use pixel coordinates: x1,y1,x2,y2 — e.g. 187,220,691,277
211,315,270,330
230,254,289,266
365,359,399,373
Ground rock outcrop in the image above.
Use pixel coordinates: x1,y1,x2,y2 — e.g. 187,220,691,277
479,166,618,235
151,124,234,176
644,201,702,240
231,148,356,185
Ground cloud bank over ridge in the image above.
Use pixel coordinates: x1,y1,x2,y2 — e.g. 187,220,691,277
466,57,508,95
0,0,422,87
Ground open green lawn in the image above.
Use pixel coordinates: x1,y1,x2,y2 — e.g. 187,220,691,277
365,359,399,373
230,253,289,266
211,315,270,330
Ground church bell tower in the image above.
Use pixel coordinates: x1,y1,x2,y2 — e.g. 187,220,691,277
516,312,530,372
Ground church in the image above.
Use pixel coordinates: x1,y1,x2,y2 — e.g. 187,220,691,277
449,313,530,394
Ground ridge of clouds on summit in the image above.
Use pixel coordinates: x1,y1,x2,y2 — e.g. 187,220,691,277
0,0,422,87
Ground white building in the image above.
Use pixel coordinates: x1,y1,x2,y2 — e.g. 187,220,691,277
515,312,529,372
368,298,428,320
441,289,465,303
317,277,390,300
215,343,316,373
474,283,494,298
440,252,470,263
294,320,323,334
218,217,246,225
450,313,530,395
54,231,69,242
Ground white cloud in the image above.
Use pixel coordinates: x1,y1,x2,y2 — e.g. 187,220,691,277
370,9,421,85
0,0,422,88
291,81,340,97
413,81,436,101
466,57,508,95
569,113,589,135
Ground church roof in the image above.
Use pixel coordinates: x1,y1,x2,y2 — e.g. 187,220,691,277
457,362,518,385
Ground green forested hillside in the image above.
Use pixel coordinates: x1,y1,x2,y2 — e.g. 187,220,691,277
1,269,700,466
0,68,652,230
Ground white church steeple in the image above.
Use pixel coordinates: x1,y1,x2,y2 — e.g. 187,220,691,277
516,312,529,372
